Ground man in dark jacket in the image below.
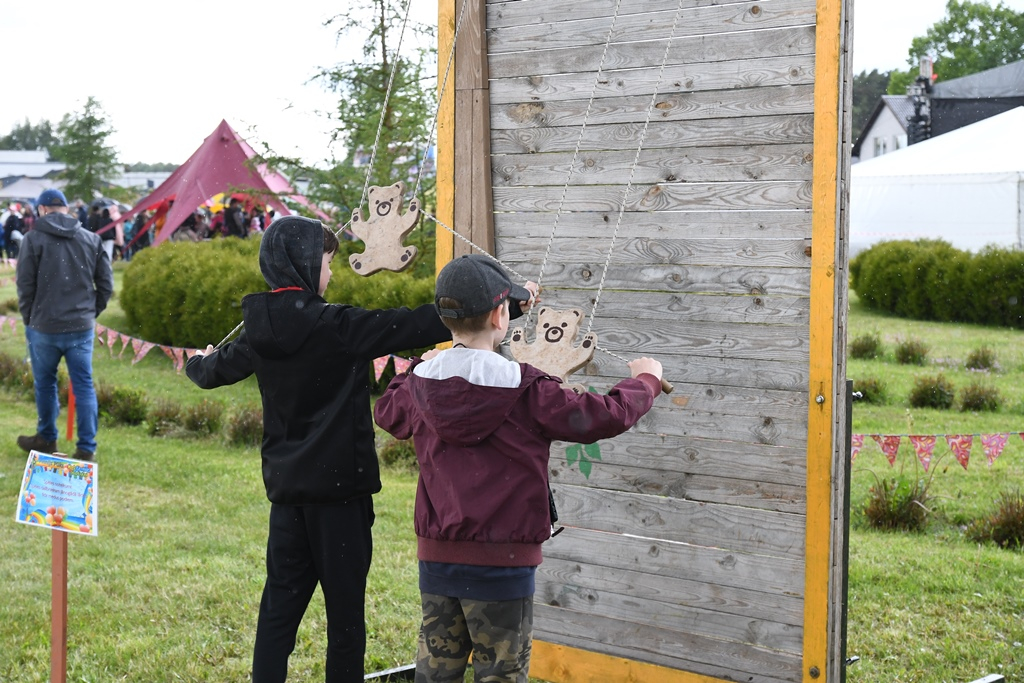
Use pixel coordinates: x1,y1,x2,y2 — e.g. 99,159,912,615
224,196,247,238
185,216,451,682
16,189,113,460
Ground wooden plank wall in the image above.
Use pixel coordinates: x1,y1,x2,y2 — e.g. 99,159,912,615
477,1,837,682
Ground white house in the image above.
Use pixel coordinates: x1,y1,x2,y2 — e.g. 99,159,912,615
851,95,913,162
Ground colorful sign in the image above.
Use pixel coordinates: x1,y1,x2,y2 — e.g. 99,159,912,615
15,451,97,536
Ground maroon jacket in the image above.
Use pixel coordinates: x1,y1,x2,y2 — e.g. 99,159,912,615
374,350,660,567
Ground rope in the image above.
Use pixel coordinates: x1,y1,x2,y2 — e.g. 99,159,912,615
421,210,527,281
585,0,686,334
526,0,625,331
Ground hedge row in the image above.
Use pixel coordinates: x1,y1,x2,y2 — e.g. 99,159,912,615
121,236,437,349
850,240,1024,327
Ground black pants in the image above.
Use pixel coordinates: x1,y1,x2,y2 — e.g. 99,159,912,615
252,497,375,683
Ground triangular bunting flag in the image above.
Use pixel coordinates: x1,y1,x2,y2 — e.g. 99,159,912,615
132,340,155,365
980,433,1009,467
851,434,864,461
106,327,120,356
95,324,107,341
185,348,200,359
908,435,937,472
392,356,412,375
7,317,15,333
372,356,390,382
118,333,131,358
871,434,901,466
945,434,973,470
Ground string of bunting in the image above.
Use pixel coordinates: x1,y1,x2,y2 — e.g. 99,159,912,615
0,314,411,378
852,432,1020,471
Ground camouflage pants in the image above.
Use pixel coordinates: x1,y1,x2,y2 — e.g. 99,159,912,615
415,592,533,683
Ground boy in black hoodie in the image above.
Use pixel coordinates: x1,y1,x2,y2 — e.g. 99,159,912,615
374,254,663,683
185,216,454,682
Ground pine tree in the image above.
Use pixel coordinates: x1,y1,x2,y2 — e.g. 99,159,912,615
50,96,120,202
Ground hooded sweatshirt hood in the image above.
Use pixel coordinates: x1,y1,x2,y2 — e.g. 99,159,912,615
244,217,329,359
36,211,82,237
258,216,323,292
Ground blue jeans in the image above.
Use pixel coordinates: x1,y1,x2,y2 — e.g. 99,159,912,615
26,326,98,454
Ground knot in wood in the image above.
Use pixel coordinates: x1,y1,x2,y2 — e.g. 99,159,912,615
750,5,761,15
584,157,596,168
581,268,593,280
749,286,765,295
753,297,764,307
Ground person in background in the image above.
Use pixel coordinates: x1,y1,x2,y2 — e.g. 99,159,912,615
75,199,88,228
3,203,25,260
15,189,112,461
225,197,247,238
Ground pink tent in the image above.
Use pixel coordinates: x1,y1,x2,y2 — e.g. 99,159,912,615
112,119,327,246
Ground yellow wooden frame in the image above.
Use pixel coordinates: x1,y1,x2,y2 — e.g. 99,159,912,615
435,0,848,679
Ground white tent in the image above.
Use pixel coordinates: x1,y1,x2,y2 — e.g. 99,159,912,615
850,106,1024,254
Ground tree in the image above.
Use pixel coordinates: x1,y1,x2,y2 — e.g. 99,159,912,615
852,69,891,142
50,96,120,202
272,1,437,237
888,0,1024,94
0,118,57,152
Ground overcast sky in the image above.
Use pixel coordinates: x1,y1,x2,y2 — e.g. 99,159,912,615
3,0,1023,166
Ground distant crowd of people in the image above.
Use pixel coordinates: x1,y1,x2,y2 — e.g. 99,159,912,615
1,195,280,264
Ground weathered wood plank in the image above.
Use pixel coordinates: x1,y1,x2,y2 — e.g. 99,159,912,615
535,573,803,651
491,114,815,153
552,485,805,558
492,208,813,239
632,404,808,448
487,0,754,28
552,431,805,487
542,527,803,600
488,25,815,77
492,180,813,213
549,452,806,514
544,289,810,327
487,0,816,53
491,55,814,106
492,144,814,186
537,555,804,625
533,606,802,683
498,236,813,268
496,259,812,296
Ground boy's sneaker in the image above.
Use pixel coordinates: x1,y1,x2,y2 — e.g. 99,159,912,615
17,434,57,454
72,449,95,462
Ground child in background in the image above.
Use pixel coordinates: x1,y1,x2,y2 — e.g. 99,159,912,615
186,216,454,682
373,254,663,683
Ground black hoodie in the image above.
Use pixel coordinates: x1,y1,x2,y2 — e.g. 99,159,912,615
185,217,451,504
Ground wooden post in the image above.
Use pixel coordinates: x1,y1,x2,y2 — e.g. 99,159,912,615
51,530,68,683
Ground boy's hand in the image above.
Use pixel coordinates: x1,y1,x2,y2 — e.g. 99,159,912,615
194,344,216,358
628,357,663,380
521,281,541,313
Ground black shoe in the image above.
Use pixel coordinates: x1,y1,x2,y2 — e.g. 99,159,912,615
17,434,57,454
72,449,95,462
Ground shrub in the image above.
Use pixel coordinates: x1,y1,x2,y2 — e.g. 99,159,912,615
94,381,118,418
908,374,955,410
894,337,929,365
227,405,263,447
379,437,418,471
182,399,225,437
853,377,887,405
107,387,148,425
863,475,933,532
965,346,997,371
849,332,884,360
0,297,18,314
148,399,184,437
958,382,1003,412
967,489,1024,549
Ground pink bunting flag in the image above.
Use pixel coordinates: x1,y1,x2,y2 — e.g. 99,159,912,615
119,333,131,358
106,327,120,356
392,356,412,375
980,433,1009,467
160,346,185,372
945,434,973,470
908,435,937,471
851,434,864,461
132,339,155,365
185,348,200,359
372,356,390,381
0,315,6,334
871,434,901,466
7,317,15,333
95,324,107,341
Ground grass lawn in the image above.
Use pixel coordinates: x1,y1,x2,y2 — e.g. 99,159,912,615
1,264,1023,681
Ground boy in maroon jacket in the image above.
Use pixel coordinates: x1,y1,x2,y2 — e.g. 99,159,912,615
374,254,663,682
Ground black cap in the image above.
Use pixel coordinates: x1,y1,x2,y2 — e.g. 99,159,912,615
435,255,531,319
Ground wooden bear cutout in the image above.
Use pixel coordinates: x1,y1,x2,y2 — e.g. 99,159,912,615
349,181,420,276
509,307,597,394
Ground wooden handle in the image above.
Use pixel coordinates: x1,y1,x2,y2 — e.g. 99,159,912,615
660,378,674,394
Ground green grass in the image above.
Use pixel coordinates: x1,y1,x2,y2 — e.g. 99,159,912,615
2,266,1023,681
